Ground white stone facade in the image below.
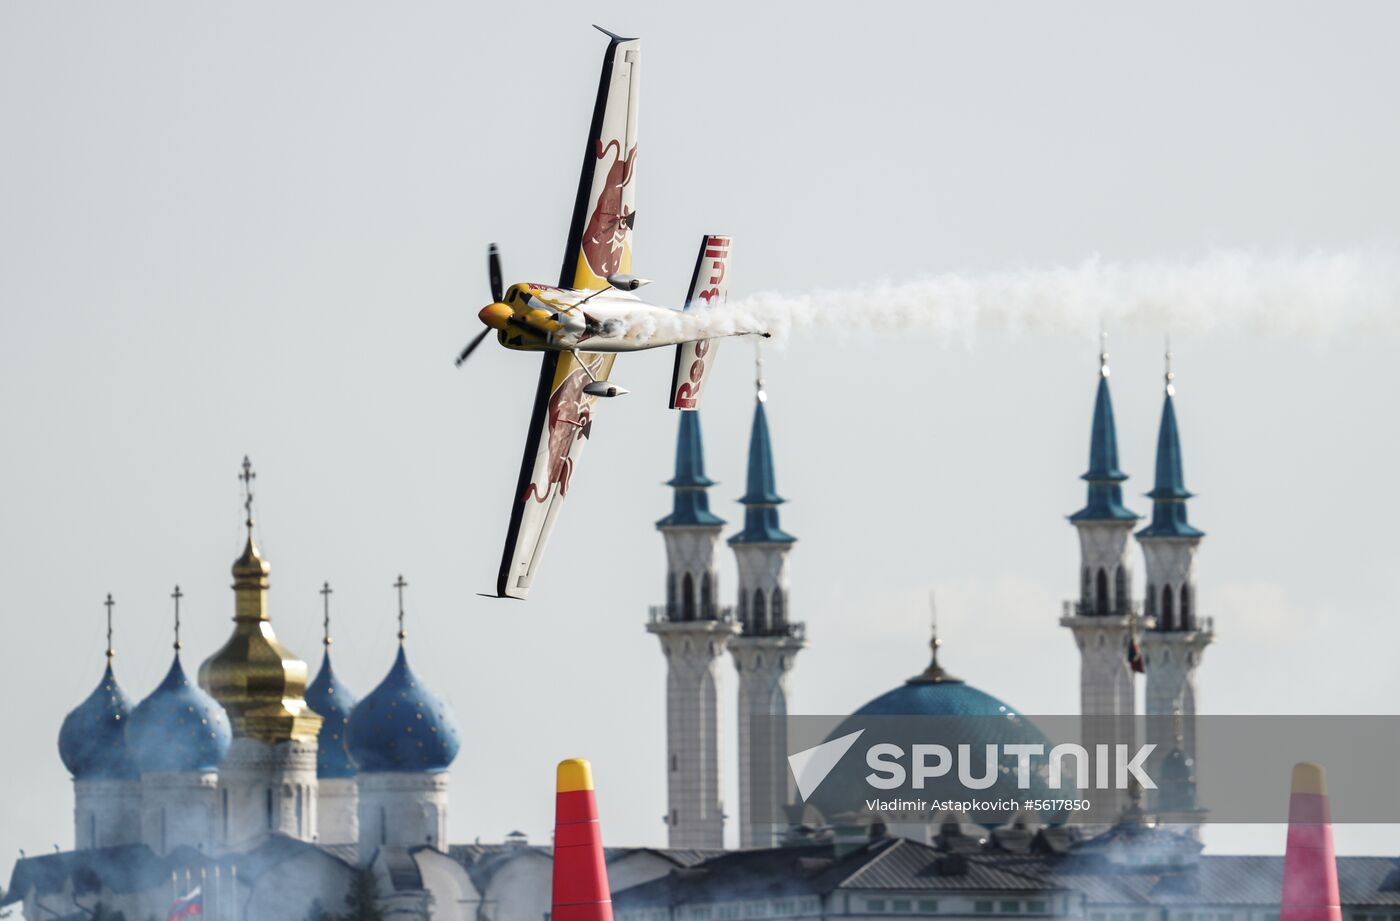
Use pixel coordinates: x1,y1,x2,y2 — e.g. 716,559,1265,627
72,778,141,850
733,544,792,632
140,771,220,854
730,634,805,848
662,526,723,621
357,771,451,859
217,737,319,849
317,775,359,847
648,619,736,849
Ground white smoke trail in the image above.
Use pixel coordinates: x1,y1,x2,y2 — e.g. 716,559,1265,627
680,249,1400,344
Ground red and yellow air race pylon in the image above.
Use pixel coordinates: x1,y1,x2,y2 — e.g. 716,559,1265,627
1280,762,1342,921
553,759,614,921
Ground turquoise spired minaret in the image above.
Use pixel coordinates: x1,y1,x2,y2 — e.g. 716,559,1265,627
649,409,736,849
1138,347,1212,821
1060,335,1139,823
729,353,806,849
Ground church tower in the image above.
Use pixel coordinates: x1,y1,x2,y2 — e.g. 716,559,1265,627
729,359,806,849
346,576,461,862
58,595,142,849
1138,350,1212,817
126,588,232,854
1060,339,1139,821
305,582,360,846
648,410,736,849
200,457,322,850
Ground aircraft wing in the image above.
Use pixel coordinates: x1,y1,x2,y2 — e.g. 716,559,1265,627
495,29,640,600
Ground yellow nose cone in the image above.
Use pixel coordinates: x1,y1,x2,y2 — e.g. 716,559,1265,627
479,302,512,330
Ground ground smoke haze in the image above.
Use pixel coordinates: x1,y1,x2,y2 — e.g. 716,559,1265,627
682,249,1400,344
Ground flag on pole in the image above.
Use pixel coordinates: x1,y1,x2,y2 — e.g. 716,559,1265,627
168,887,203,921
1126,632,1145,673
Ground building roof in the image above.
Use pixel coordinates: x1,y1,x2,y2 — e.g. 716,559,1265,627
3,836,354,908
58,663,139,781
1070,373,1138,524
1137,393,1204,539
125,655,232,774
657,411,725,529
346,646,460,774
730,400,796,545
305,651,359,779
611,838,1400,910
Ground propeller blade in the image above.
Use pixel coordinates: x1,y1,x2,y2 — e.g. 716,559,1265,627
454,328,491,368
488,242,504,304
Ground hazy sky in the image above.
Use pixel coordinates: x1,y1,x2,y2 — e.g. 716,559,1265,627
3,2,1399,865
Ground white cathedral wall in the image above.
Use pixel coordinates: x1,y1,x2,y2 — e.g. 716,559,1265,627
412,849,481,921
356,771,450,860
218,737,319,850
73,778,141,850
317,775,359,847
140,771,219,854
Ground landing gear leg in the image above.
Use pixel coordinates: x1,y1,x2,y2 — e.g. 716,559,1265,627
571,350,630,398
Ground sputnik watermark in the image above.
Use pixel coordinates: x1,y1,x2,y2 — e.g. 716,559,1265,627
863,743,1156,792
790,736,1155,800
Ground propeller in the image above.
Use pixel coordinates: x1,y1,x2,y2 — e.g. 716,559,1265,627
488,242,504,303
454,328,491,367
455,243,506,369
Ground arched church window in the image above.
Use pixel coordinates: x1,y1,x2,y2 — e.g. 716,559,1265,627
1081,568,1091,606
753,589,768,634
667,574,676,619
737,591,748,626
771,589,785,629
682,573,696,622
701,573,714,620
1180,585,1192,630
1114,567,1127,615
1095,569,1109,616
1161,585,1175,631
221,789,229,839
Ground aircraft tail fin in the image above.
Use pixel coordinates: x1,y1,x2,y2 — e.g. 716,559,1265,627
1281,762,1342,921
669,234,731,410
552,759,614,921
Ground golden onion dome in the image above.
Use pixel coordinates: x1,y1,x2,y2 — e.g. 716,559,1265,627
197,459,321,745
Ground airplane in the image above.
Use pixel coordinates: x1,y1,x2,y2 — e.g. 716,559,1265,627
456,27,768,600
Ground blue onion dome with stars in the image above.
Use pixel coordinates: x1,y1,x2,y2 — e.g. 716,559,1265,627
346,577,460,774
305,582,359,779
127,655,232,774
59,596,140,781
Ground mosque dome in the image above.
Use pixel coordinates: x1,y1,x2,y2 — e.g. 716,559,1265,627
811,631,1056,828
127,656,232,774
347,646,460,774
58,663,139,781
306,650,359,779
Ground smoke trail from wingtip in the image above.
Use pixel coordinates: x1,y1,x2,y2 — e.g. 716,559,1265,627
698,249,1400,344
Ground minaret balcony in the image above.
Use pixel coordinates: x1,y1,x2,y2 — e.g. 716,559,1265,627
648,604,735,626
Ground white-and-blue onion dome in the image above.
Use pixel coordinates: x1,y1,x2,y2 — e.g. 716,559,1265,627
59,662,139,781
306,650,359,779
126,655,232,774
347,645,460,774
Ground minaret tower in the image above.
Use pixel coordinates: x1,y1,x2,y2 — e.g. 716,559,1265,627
648,409,737,849
729,355,806,849
200,457,322,849
1060,336,1139,821
1138,348,1212,816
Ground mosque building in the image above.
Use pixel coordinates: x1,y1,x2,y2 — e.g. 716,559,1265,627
7,353,1398,921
